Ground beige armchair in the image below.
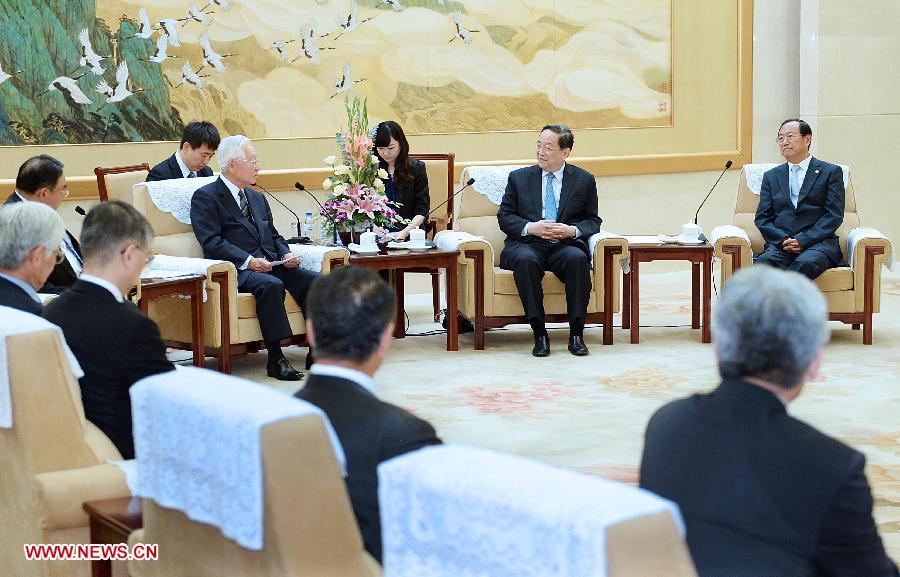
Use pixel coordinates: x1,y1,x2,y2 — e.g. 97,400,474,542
130,181,349,372
94,163,149,202
128,413,380,576
0,328,129,577
436,166,628,349
711,165,893,344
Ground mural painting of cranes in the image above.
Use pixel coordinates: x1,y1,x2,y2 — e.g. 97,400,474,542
0,0,671,145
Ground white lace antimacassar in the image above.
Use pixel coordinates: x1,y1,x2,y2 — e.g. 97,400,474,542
464,165,529,205
143,176,216,224
744,163,849,195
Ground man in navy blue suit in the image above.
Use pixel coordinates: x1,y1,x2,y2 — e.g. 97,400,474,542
146,121,220,181
754,119,845,279
190,135,315,381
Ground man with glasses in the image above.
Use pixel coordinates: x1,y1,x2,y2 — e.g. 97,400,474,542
0,202,66,315
146,121,221,181
191,135,316,381
497,124,601,357
4,155,83,293
44,201,174,459
754,119,845,279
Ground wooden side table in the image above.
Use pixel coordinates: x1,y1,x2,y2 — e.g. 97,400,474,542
136,274,207,367
349,248,459,351
83,496,143,577
622,238,713,344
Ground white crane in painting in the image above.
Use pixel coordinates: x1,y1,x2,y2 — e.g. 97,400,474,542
96,61,143,108
43,75,93,105
147,34,178,63
267,39,295,62
155,19,181,47
181,3,213,27
78,29,106,75
0,62,24,86
199,32,233,72
450,11,479,44
380,0,406,12
292,22,333,65
129,7,154,39
177,62,208,89
334,0,372,40
331,62,363,98
201,0,231,11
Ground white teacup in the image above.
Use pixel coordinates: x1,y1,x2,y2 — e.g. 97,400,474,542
360,231,378,249
681,222,702,242
409,228,426,248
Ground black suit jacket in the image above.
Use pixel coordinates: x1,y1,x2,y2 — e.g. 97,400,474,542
381,158,429,223
295,374,442,563
755,157,845,264
497,164,602,254
3,192,80,293
190,177,291,266
0,276,42,315
43,280,174,459
640,379,898,577
146,153,213,181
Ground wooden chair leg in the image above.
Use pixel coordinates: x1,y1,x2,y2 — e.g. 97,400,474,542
863,315,873,345
431,270,441,322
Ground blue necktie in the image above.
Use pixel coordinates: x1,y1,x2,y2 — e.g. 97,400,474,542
544,172,557,221
789,164,801,208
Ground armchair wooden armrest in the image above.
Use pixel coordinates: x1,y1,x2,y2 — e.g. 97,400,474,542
588,235,628,345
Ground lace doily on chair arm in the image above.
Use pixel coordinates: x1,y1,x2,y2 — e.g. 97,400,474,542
709,225,751,255
287,244,350,273
589,230,628,267
142,255,232,302
847,228,894,271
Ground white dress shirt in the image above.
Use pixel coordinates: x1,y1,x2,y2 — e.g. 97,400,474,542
174,151,195,178
309,363,376,396
79,274,125,303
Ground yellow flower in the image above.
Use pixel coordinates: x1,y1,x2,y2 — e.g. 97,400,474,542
323,178,333,190
323,155,337,166
377,168,389,179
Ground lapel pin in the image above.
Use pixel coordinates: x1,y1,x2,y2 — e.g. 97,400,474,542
815,169,820,174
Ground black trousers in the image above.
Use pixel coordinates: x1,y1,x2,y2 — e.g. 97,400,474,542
237,265,317,344
755,242,838,280
500,239,591,333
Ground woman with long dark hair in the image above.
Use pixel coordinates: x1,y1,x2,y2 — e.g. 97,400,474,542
373,120,429,240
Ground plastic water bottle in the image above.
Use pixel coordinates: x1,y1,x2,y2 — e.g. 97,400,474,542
303,212,317,243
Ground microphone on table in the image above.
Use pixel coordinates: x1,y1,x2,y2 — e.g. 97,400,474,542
688,160,732,243
295,182,339,246
251,183,303,239
426,177,475,221
74,205,86,216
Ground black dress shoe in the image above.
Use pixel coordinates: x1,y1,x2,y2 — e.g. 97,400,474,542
305,350,315,370
568,335,589,356
532,334,550,357
267,357,303,381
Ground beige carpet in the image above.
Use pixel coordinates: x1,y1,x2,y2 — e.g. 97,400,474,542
228,267,900,559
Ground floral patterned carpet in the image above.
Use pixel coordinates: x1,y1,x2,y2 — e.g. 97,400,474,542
235,268,900,559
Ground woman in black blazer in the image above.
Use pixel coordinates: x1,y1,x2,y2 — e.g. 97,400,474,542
374,121,429,240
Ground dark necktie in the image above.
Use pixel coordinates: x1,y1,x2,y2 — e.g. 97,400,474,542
238,189,252,220
188,171,197,178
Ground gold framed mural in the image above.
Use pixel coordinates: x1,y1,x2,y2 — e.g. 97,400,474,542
0,0,750,187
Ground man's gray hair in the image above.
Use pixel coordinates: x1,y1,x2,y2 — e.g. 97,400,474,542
713,265,828,389
217,135,251,173
80,201,154,264
0,202,65,269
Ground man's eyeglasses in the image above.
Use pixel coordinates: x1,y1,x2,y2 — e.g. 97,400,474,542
51,185,69,199
535,143,559,153
237,158,260,166
776,134,801,144
52,249,65,264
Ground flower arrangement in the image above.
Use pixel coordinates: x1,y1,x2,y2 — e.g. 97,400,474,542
320,95,405,239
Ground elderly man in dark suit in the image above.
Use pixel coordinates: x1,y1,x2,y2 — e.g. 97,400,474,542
640,266,898,577
4,155,82,293
497,124,601,357
755,119,845,279
295,266,442,564
146,121,220,181
44,202,174,459
190,135,315,381
0,202,65,314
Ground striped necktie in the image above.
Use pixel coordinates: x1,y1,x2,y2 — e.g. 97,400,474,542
238,189,252,220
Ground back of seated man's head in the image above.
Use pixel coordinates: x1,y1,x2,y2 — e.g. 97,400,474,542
713,265,828,391
306,266,396,364
0,202,65,287
15,155,66,207
80,201,154,271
